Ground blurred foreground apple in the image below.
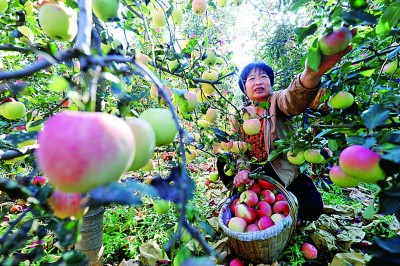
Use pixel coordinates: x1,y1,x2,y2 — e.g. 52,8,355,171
36,111,135,193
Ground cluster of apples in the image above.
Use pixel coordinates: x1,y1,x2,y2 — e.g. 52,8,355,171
226,180,290,233
36,108,178,194
37,0,120,42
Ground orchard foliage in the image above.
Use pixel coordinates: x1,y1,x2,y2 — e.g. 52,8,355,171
0,0,399,265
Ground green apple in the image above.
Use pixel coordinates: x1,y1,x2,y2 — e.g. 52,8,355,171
204,108,217,123
224,165,234,177
382,61,400,77
139,108,178,147
176,91,198,113
125,118,156,171
49,75,70,92
209,172,219,182
243,118,261,135
26,120,44,132
171,9,183,26
197,119,210,129
38,3,78,42
233,0,244,5
329,165,360,188
304,149,324,163
153,199,170,215
203,49,217,66
92,0,119,22
287,150,305,165
152,9,166,28
185,149,197,161
192,0,207,15
0,99,26,120
328,91,354,109
216,0,227,7
201,69,218,95
243,106,257,120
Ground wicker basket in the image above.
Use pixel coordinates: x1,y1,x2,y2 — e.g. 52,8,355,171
218,174,298,263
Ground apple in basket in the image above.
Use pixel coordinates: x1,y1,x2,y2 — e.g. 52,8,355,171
273,200,290,216
230,198,240,214
255,201,272,218
271,213,286,224
239,189,259,207
228,217,247,232
230,258,245,266
260,189,275,205
257,179,276,191
246,223,260,232
258,216,274,230
235,204,257,224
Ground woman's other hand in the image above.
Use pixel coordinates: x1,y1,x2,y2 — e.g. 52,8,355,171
233,169,251,187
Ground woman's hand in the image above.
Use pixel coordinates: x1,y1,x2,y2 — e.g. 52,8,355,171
300,28,357,89
233,169,251,187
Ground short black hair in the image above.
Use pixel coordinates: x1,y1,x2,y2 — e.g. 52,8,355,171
238,61,274,93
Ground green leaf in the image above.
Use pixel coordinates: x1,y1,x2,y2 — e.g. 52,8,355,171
382,149,400,163
306,38,321,72
376,1,400,37
290,0,312,12
294,23,318,44
362,104,390,130
362,198,378,220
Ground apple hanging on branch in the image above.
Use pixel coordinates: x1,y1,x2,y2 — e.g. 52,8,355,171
38,2,78,42
36,111,135,193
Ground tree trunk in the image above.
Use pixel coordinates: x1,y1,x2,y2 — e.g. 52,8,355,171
76,206,105,266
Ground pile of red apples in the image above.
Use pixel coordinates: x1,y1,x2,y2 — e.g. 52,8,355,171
226,179,290,233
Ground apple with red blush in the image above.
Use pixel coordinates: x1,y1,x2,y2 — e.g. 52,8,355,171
235,203,257,224
275,193,286,202
230,198,240,214
249,182,261,194
260,189,275,205
257,179,276,191
239,189,258,207
255,201,272,218
228,217,247,232
246,223,260,232
273,200,290,216
258,216,274,230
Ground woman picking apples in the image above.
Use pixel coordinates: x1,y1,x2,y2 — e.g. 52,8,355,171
218,27,356,222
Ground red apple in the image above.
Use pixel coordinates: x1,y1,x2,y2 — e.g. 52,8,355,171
329,165,360,188
230,198,240,214
48,190,87,219
257,179,276,191
275,193,286,202
258,216,274,230
32,176,47,186
228,217,247,232
260,189,276,205
338,145,386,183
230,258,245,266
273,200,290,216
255,201,272,218
36,111,135,193
235,204,257,224
249,182,261,194
246,223,260,232
319,27,353,56
301,242,318,259
239,190,258,207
